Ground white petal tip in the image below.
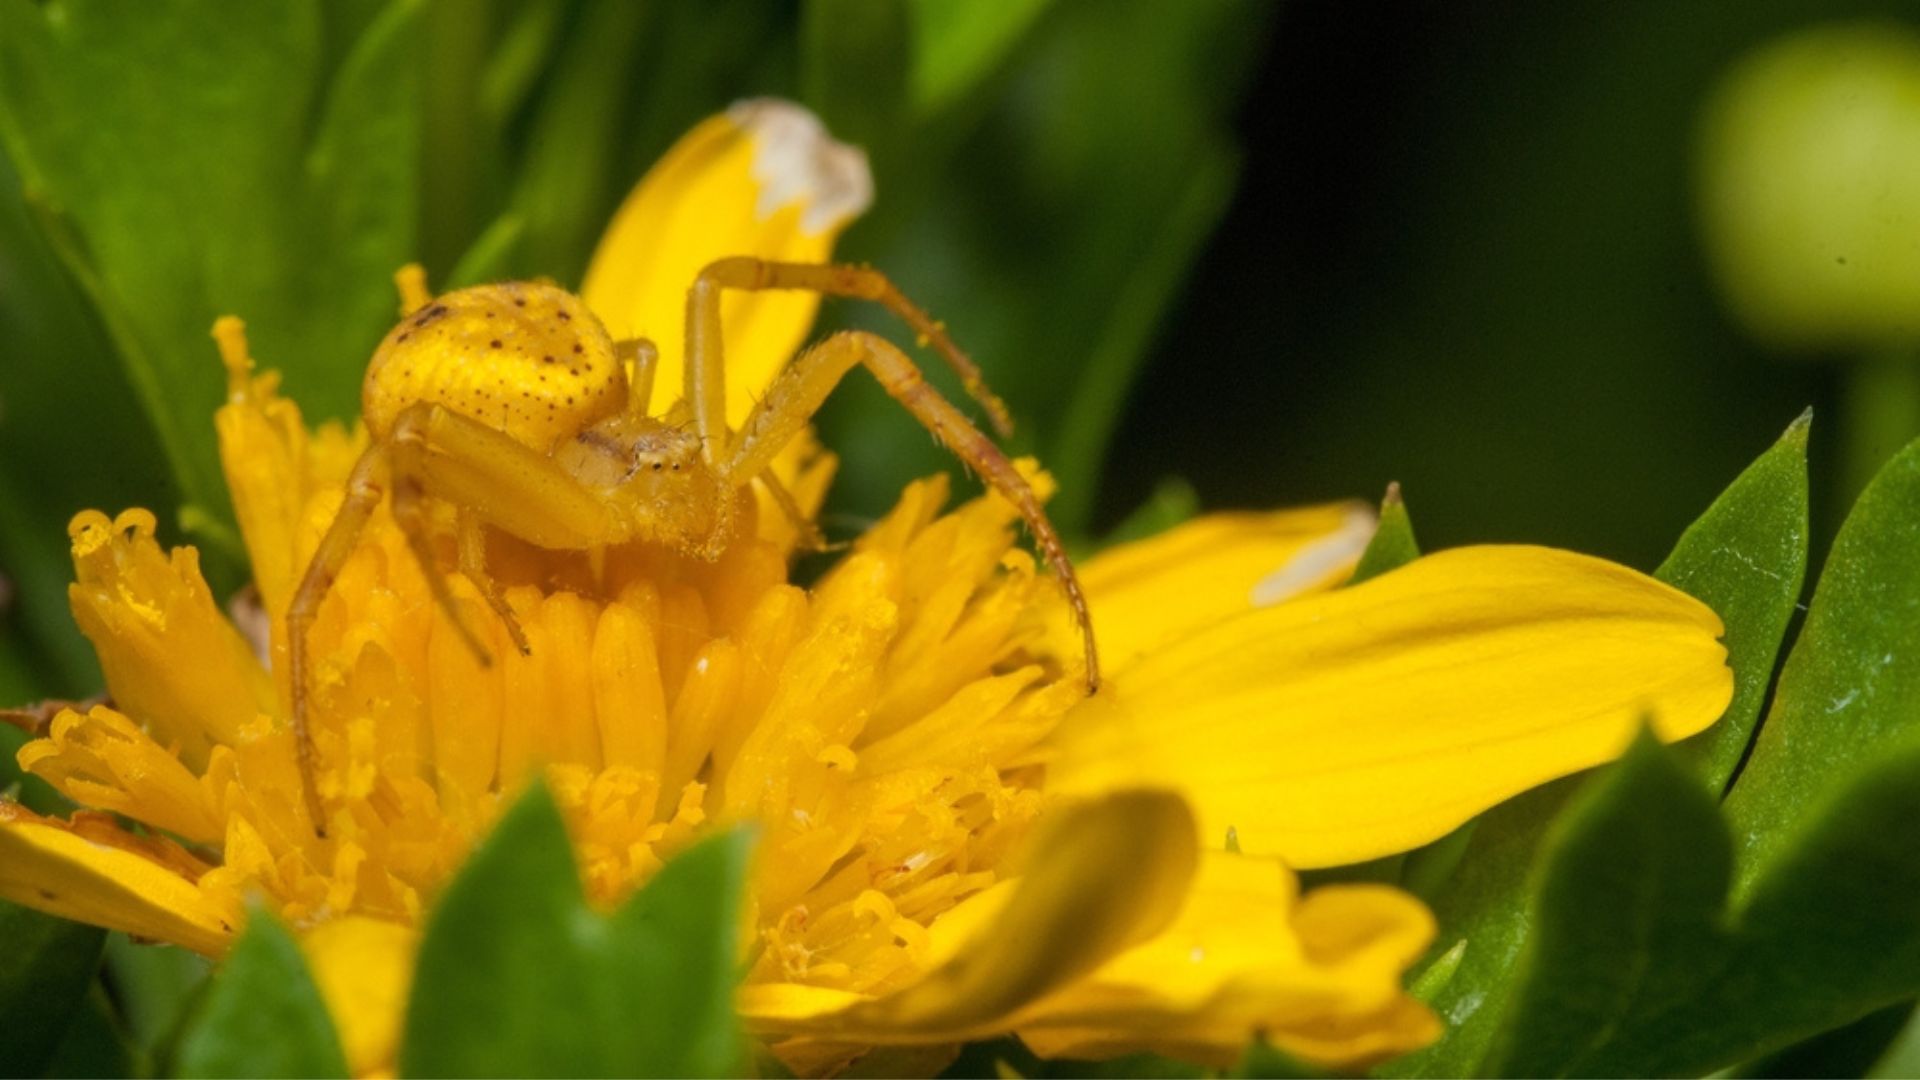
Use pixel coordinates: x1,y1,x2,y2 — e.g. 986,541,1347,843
1249,505,1379,606
729,98,873,235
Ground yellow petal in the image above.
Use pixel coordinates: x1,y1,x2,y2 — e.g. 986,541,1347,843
581,99,871,425
0,803,236,954
1077,502,1376,672
300,916,416,1078
65,509,276,767
1013,853,1438,1068
18,706,225,843
1051,545,1734,868
213,320,363,624
740,788,1198,1045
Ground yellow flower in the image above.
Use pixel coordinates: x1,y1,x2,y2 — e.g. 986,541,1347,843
0,99,1733,1076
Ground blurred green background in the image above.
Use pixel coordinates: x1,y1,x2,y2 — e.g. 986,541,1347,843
1,0,1914,710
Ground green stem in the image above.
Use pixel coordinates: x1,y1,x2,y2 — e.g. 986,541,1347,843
1842,347,1920,506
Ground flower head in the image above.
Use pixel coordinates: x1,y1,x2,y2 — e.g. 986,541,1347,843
0,100,1734,1076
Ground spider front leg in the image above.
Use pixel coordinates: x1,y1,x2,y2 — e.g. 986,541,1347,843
390,412,497,666
721,330,1100,690
755,469,831,552
616,336,660,419
686,257,1015,464
386,400,628,642
289,404,625,832
456,510,530,656
289,434,502,836
287,444,388,834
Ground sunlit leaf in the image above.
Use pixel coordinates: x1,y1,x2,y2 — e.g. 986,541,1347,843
401,781,751,1078
0,145,156,698
173,911,348,1079
1349,483,1419,585
1870,1004,1920,1079
1482,731,1732,1078
1386,415,1811,1076
1486,738,1920,1076
0,0,422,523
1477,431,1920,1075
1723,431,1920,888
1663,409,1811,790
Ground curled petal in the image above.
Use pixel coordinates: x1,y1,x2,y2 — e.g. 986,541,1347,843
581,99,870,424
1051,545,1734,868
1014,853,1439,1068
740,789,1197,1047
18,706,224,843
66,509,276,766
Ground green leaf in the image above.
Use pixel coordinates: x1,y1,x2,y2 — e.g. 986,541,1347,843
1093,476,1199,552
1870,1003,1920,1079
0,143,156,699
401,781,752,1078
1663,409,1812,790
1229,1039,1326,1079
174,910,347,1079
1383,414,1811,1077
0,0,422,523
1481,731,1732,1078
0,901,105,1076
1736,1002,1915,1079
103,934,213,1060
904,0,1055,115
802,0,911,157
1723,430,1920,891
41,984,140,1079
500,0,651,282
1486,739,1920,1076
1464,420,1920,1073
1349,483,1420,585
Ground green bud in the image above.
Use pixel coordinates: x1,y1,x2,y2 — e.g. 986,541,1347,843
1698,22,1920,351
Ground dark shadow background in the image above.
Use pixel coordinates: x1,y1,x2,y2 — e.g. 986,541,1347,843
1103,1,1914,569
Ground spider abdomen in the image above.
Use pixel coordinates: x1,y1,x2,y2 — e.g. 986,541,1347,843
362,281,626,452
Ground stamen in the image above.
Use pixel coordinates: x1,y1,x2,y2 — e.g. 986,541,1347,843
393,263,432,316
212,316,253,400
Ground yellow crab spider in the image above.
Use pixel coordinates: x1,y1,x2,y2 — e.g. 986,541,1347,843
217,258,1098,833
